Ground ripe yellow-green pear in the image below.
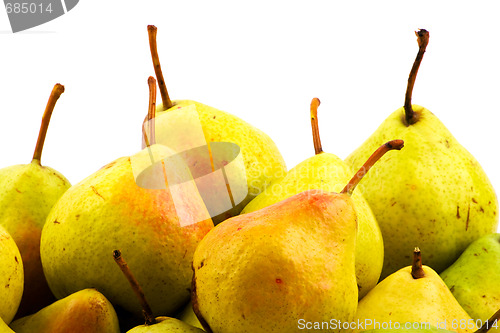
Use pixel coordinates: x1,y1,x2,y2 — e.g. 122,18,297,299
127,317,205,333
0,84,70,317
361,327,458,333
440,234,500,332
40,80,214,317
242,98,383,298
192,140,403,333
354,249,475,333
10,289,120,333
0,225,23,324
146,25,287,223
345,30,498,278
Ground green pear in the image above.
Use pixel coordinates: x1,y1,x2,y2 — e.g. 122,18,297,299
0,318,14,333
178,302,204,330
361,327,458,333
345,29,498,278
127,317,205,332
40,144,214,317
146,25,287,223
0,225,23,324
0,84,71,317
242,98,383,298
10,288,120,333
192,141,403,333
354,249,475,333
440,233,500,331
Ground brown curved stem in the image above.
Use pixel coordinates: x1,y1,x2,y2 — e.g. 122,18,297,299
310,98,323,155
142,76,157,147
411,247,425,279
341,140,404,195
475,309,500,333
404,29,429,126
113,250,156,325
147,25,172,110
32,84,65,164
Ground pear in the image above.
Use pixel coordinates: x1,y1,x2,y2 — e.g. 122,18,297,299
0,225,23,324
178,302,204,330
345,29,498,278
354,249,475,333
192,140,403,333
10,288,120,333
361,327,457,333
242,98,383,298
0,318,14,333
0,84,71,317
145,25,287,223
111,250,204,333
440,233,500,331
40,79,214,317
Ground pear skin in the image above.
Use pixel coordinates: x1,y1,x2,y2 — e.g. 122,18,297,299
346,105,498,277
440,233,500,332
242,152,383,299
354,260,475,333
10,289,120,333
0,318,14,333
127,317,205,332
361,327,457,333
192,190,358,333
178,302,204,330
40,145,214,317
0,225,23,324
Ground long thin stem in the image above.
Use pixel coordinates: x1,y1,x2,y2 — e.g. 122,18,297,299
411,247,425,279
142,76,157,147
310,98,323,155
147,25,172,110
32,84,65,164
341,140,404,195
475,309,500,333
112,250,156,325
404,29,429,126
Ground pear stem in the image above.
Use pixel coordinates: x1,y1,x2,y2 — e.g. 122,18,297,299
411,247,425,279
404,29,429,126
341,140,404,195
142,76,157,148
32,83,65,164
112,250,156,325
148,25,172,110
310,98,323,155
475,309,500,333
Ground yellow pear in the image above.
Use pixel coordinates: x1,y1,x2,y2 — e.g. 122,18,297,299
0,84,70,317
0,318,14,333
242,98,383,298
345,30,498,278
192,140,403,333
354,249,475,333
10,289,120,333
145,25,287,223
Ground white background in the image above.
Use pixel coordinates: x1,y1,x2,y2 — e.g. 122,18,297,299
1,1,499,232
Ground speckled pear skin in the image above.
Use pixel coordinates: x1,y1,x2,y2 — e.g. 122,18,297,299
40,145,214,317
242,152,383,299
156,100,287,222
354,265,475,333
10,289,120,333
440,233,500,332
0,317,14,333
0,162,70,317
192,190,358,333
0,225,23,324
345,105,499,278
127,317,205,332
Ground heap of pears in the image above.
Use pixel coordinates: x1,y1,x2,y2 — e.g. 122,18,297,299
0,26,499,333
